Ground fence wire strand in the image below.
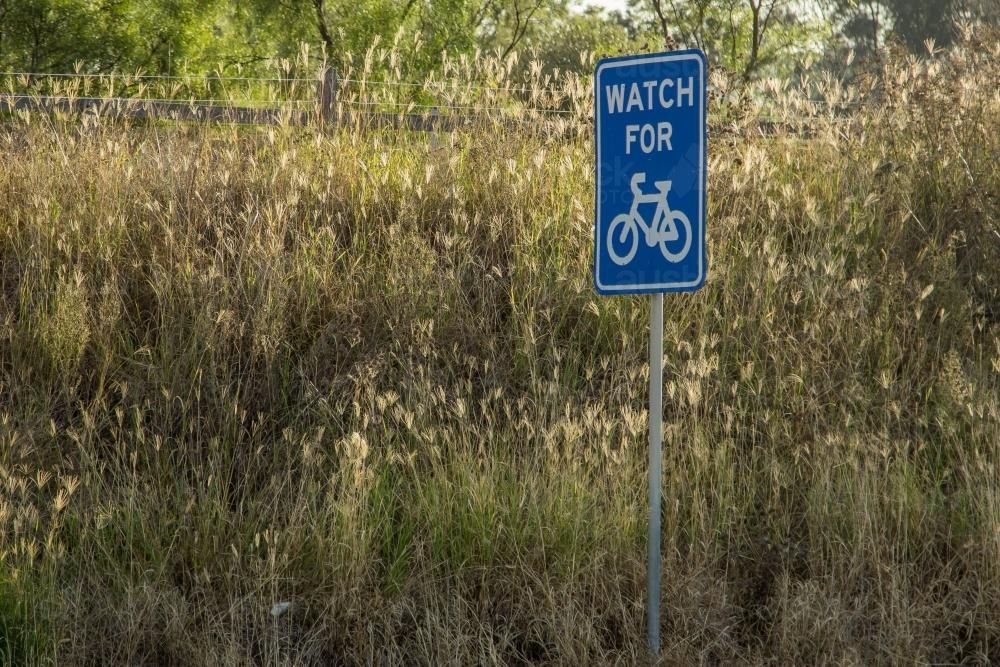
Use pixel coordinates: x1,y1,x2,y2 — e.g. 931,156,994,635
1,69,876,132
340,76,569,96
0,71,317,84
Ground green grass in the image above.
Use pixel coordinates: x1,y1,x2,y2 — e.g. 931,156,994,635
0,576,45,667
1,43,1000,664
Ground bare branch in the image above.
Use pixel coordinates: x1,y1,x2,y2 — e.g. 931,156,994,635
500,0,545,60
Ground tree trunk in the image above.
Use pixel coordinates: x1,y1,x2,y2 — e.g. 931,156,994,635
314,0,335,56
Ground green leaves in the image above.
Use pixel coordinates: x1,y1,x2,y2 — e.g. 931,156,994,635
0,0,225,73
630,0,830,82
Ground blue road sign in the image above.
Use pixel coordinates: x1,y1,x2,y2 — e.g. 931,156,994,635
594,49,707,295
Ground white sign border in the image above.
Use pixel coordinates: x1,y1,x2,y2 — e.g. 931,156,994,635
593,50,706,294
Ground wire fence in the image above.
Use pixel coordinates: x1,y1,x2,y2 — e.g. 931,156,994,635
0,66,869,138
0,67,592,133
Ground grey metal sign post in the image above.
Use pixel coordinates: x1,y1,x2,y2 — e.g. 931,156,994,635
647,292,664,651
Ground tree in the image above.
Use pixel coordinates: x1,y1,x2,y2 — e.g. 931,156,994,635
127,0,224,74
0,0,133,72
884,0,956,52
311,0,412,68
0,0,225,74
820,0,889,59
630,0,823,81
520,5,632,75
475,0,552,59
826,0,1000,57
312,0,564,76
956,0,1000,23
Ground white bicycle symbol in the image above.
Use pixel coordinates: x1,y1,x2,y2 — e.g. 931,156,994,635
607,172,691,266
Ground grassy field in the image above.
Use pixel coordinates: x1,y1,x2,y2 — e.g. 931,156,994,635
2,41,1000,665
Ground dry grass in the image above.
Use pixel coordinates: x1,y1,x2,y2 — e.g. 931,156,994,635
2,35,1000,665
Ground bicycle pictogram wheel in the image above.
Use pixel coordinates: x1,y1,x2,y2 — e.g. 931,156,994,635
607,213,639,266
658,209,691,263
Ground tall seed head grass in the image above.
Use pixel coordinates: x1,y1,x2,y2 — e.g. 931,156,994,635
1,31,1000,665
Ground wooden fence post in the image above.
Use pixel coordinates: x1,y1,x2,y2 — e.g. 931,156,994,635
208,70,220,100
318,66,337,125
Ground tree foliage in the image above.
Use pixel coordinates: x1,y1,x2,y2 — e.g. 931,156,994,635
0,0,233,73
0,0,130,71
520,6,633,75
628,0,827,80
828,0,1000,56
223,0,567,77
0,0,628,79
5,0,996,81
